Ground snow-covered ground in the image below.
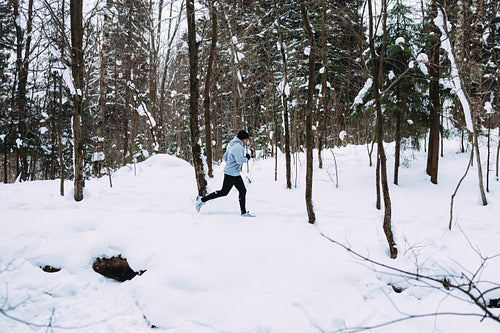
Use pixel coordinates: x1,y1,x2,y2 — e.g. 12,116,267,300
1,138,499,332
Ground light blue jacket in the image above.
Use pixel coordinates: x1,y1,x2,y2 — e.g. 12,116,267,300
223,137,248,176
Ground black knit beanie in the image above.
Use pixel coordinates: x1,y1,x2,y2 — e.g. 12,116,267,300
237,130,250,140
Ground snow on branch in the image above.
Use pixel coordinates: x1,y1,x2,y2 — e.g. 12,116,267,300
61,67,76,96
434,9,474,132
352,78,373,107
137,102,157,128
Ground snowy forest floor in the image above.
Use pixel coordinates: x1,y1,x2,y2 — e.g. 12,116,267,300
1,137,500,332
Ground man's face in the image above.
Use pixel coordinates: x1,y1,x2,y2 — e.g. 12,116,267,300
242,138,249,145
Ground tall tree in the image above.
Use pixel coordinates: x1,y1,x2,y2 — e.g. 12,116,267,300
317,0,328,169
300,0,316,224
13,0,34,181
203,0,218,179
455,0,487,205
0,0,15,183
94,0,110,177
273,0,292,189
469,0,488,205
383,0,426,185
70,0,84,201
368,0,397,258
425,0,441,184
187,0,207,196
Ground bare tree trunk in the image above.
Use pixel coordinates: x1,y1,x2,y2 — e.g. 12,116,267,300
13,0,34,181
123,75,130,165
95,0,110,177
426,1,441,184
220,4,248,130
58,72,65,196
460,129,465,153
159,0,185,127
486,124,490,192
273,0,291,189
203,0,218,178
3,145,7,183
367,140,375,167
469,0,487,205
70,0,84,201
496,128,499,180
473,123,488,205
376,153,381,210
147,0,161,155
368,0,397,258
300,0,316,225
123,4,134,166
187,0,207,196
58,0,65,195
317,0,328,170
394,99,401,185
50,77,57,180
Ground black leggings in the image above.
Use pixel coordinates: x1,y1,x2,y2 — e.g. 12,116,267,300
202,174,247,214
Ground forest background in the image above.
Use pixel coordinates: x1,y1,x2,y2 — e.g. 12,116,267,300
0,0,499,216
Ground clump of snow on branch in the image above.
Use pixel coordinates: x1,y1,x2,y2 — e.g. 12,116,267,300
484,101,494,115
339,130,347,141
409,53,429,75
62,68,76,95
416,53,429,63
434,10,474,132
352,78,373,106
416,53,429,75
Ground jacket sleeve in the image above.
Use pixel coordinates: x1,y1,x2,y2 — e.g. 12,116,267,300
234,144,248,165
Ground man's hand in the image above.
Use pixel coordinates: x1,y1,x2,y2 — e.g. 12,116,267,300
246,153,251,160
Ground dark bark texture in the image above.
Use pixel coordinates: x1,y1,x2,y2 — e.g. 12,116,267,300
187,0,207,196
300,0,316,224
70,0,84,201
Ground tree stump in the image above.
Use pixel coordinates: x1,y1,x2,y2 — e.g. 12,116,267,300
41,265,61,273
92,255,142,282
